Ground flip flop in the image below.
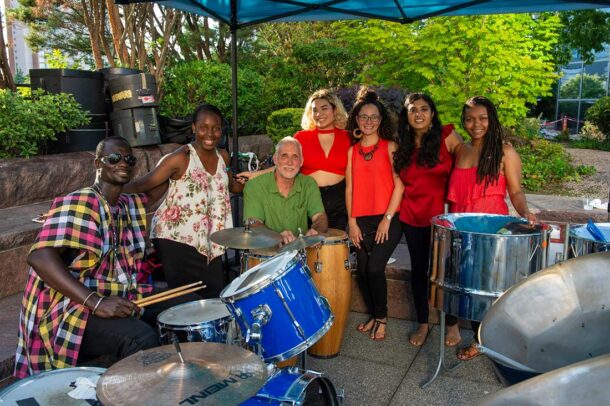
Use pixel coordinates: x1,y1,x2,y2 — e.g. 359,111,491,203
369,319,387,341
457,344,482,361
357,317,374,334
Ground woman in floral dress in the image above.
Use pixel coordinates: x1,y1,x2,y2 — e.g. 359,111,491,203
125,104,243,297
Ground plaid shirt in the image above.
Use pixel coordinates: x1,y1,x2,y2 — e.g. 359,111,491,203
14,188,151,378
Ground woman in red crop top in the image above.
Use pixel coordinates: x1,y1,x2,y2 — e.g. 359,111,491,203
393,93,463,348
448,96,536,361
346,88,404,341
238,89,351,229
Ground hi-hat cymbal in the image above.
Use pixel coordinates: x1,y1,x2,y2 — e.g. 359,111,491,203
96,342,267,406
278,235,325,253
210,226,282,250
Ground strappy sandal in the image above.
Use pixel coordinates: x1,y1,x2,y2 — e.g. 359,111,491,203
369,319,387,341
457,344,482,361
356,317,374,334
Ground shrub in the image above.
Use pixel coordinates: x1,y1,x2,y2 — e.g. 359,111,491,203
580,121,606,142
585,96,610,137
0,89,90,158
160,60,266,135
516,139,595,191
266,108,303,145
513,116,542,140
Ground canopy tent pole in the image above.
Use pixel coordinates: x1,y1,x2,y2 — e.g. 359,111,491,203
230,0,240,224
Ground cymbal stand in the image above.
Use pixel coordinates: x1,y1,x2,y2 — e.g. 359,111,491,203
240,249,251,274
421,311,462,389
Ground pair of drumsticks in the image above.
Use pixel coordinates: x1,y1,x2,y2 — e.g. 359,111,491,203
134,281,206,308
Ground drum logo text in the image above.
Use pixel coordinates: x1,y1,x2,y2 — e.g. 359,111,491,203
179,372,255,404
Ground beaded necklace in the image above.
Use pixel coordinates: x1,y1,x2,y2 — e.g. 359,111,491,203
358,140,379,161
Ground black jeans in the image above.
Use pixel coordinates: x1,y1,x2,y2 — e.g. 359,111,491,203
354,214,402,319
402,222,457,326
319,180,347,231
154,238,226,298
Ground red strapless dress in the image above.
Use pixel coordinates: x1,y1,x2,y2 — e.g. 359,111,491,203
447,167,508,214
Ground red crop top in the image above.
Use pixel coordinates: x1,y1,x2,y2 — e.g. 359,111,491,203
294,128,351,176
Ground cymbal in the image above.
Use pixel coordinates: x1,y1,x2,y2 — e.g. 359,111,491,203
96,342,267,406
278,235,325,253
210,226,282,250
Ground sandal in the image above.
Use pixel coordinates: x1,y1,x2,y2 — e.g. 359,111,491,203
369,319,387,341
408,324,430,347
457,344,482,361
357,317,374,334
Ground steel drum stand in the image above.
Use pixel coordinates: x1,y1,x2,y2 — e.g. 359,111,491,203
421,311,462,389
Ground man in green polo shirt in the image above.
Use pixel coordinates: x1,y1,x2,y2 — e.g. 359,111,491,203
243,136,328,245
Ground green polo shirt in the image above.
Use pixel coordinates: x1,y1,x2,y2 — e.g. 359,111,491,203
243,171,324,236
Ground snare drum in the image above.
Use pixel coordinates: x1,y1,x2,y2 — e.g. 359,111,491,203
156,299,238,344
240,368,338,405
306,228,351,358
0,367,105,405
568,223,610,258
221,251,333,362
246,246,279,270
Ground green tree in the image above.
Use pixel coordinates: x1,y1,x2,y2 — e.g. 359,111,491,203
336,14,561,127
556,10,610,66
560,73,607,99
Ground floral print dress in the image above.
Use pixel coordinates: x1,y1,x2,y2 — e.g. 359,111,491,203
151,145,233,261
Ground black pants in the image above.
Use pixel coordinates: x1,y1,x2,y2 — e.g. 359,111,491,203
154,238,225,298
402,222,457,326
354,214,402,319
319,180,347,231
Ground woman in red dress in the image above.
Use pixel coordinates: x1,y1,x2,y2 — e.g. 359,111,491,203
448,95,537,361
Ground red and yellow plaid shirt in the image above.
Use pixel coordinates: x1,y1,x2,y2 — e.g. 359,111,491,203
14,188,151,378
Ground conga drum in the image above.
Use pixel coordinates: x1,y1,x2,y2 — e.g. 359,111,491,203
246,246,279,270
306,228,351,358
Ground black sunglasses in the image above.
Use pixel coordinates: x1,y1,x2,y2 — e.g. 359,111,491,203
100,153,137,167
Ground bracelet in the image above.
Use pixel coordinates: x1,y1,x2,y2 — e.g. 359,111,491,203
92,295,105,315
82,291,97,307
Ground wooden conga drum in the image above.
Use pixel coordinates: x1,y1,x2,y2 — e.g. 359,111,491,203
306,228,352,358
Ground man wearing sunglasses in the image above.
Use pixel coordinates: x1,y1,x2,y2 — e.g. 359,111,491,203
14,136,168,378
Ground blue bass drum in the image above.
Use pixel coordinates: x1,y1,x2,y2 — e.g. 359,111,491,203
220,251,334,362
429,213,550,322
240,368,338,405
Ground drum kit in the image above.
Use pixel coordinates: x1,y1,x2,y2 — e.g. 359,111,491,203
0,226,350,405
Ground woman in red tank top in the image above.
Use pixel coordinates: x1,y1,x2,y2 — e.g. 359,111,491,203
393,93,463,348
346,88,404,341
449,96,537,361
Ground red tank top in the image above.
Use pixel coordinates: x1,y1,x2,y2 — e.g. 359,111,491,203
294,128,350,176
447,167,508,214
399,124,455,227
351,138,396,217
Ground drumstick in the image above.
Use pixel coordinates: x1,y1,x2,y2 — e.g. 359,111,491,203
135,286,207,308
133,281,202,305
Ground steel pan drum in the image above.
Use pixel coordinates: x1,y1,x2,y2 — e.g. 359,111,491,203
480,354,610,405
430,214,549,321
479,251,610,373
568,223,610,258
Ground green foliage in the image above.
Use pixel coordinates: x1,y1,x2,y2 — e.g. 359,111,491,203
579,121,606,142
160,60,265,135
557,10,610,65
585,96,610,136
266,108,303,145
560,73,607,99
516,139,594,191
569,138,610,151
336,14,561,128
512,116,543,140
0,89,90,158
43,49,82,69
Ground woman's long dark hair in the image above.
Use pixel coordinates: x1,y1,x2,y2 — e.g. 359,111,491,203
461,96,504,186
393,93,443,173
346,87,395,144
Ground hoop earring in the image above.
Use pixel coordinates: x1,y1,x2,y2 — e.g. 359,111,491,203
353,128,363,139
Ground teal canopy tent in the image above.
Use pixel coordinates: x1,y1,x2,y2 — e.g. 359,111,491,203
116,0,610,175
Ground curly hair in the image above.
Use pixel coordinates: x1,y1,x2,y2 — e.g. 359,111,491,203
462,96,505,186
346,87,395,144
393,93,443,172
301,89,349,131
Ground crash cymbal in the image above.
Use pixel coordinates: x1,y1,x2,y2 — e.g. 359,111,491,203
278,235,325,253
96,342,267,406
210,226,281,250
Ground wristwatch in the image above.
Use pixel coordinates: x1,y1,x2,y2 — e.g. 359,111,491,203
385,214,393,221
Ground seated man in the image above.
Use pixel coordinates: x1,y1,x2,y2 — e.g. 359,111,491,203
243,136,328,245
14,136,167,378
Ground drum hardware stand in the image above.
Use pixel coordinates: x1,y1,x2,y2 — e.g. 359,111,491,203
248,305,272,358
171,336,185,364
421,311,462,389
562,223,571,261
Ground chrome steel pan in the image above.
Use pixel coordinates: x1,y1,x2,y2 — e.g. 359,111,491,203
568,223,610,258
479,251,610,373
479,354,610,406
430,213,549,321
